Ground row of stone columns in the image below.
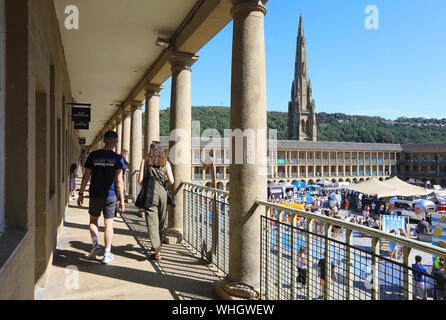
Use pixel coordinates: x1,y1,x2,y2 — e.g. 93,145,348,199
92,0,268,299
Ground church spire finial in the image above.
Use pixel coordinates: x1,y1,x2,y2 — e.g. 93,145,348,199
298,11,304,38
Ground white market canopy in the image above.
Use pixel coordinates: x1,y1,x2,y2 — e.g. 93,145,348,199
382,177,431,197
346,177,431,198
346,178,400,198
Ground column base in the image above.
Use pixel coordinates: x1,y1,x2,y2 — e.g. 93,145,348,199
214,277,260,300
163,228,183,244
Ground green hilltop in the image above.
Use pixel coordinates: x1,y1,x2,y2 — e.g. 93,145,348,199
142,106,446,144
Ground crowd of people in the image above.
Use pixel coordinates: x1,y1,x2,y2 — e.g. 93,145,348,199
267,186,444,300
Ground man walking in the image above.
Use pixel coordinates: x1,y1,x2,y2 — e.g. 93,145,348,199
317,251,337,299
78,131,125,264
412,255,428,300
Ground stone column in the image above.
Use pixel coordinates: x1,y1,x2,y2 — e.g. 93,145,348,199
121,108,131,155
129,100,143,202
165,51,198,242
111,121,117,152
215,0,267,299
116,115,123,155
121,109,131,199
144,83,164,155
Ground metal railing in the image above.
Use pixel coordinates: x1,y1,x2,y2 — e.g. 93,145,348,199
183,182,230,275
256,200,446,300
180,182,446,300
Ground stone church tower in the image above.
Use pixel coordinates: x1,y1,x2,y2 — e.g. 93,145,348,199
288,15,317,141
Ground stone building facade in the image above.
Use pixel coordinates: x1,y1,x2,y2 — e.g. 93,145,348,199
159,137,446,190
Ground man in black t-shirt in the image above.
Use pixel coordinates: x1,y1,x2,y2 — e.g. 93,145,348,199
78,131,125,265
317,251,337,300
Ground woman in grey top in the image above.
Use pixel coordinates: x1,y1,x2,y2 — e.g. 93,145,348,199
138,141,174,261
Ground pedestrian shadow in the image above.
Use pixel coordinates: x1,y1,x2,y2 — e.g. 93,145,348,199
68,240,148,262
52,248,219,299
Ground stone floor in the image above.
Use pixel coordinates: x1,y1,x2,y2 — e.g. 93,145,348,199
35,194,224,300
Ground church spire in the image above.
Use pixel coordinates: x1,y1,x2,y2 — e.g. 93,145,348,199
288,13,317,141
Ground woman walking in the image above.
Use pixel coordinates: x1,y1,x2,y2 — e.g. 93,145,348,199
138,141,174,261
296,246,307,291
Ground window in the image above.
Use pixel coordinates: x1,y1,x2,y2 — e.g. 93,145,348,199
0,0,5,234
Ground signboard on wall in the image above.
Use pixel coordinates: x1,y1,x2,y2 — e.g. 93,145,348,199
79,138,86,145
74,121,89,130
71,107,91,122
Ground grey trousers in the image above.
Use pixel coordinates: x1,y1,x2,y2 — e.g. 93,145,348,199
144,188,167,249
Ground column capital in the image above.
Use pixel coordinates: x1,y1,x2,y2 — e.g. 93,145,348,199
230,1,267,19
169,51,199,72
144,83,164,97
130,100,143,111
116,113,123,122
122,103,132,114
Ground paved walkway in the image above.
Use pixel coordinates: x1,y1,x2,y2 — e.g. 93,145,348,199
35,194,224,300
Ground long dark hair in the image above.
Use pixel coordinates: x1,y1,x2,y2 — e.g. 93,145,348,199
145,141,166,167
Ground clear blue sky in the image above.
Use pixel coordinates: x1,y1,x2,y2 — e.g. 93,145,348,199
157,0,446,120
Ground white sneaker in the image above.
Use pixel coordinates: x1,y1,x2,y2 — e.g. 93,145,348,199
102,253,114,264
87,244,101,260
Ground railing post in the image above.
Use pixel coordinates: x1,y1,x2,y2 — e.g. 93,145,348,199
325,223,333,300
212,193,219,266
184,186,189,243
345,229,354,300
264,207,270,300
306,218,314,300
277,210,283,300
403,246,413,300
290,214,297,300
371,237,380,300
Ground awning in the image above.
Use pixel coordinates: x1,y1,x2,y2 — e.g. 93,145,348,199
346,178,401,198
382,177,430,196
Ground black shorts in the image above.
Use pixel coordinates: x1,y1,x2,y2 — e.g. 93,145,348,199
89,196,117,219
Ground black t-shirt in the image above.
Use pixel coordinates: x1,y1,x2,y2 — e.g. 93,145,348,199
84,149,124,198
318,258,335,280
434,270,444,290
